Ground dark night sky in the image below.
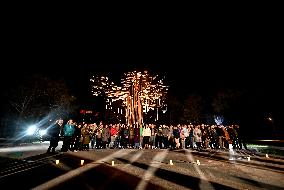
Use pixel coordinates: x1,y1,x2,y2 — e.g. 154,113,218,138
1,8,282,100
1,44,282,100
1,49,282,117
1,19,283,138
3,47,281,93
0,40,283,140
0,9,282,141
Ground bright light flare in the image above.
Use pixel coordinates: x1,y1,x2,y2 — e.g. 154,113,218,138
39,129,47,136
214,115,224,125
26,125,37,135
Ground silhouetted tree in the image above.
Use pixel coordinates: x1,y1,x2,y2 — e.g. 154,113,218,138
182,94,204,124
167,94,183,124
6,74,76,134
211,88,243,123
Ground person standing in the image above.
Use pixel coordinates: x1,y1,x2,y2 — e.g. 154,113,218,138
102,124,110,149
47,119,62,153
193,125,202,151
133,123,140,149
61,119,75,152
81,123,91,150
142,124,151,149
73,124,82,152
173,125,180,149
110,124,118,148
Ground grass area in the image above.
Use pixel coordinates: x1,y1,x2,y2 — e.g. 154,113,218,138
0,156,18,165
247,144,284,157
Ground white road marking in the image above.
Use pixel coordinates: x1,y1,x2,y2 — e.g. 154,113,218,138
185,149,215,190
32,149,134,190
135,149,168,190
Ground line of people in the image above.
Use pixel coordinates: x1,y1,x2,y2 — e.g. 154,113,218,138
46,118,247,153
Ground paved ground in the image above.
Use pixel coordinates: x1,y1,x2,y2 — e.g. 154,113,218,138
0,143,284,190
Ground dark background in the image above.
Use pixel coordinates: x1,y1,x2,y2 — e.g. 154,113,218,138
1,48,283,138
0,14,283,139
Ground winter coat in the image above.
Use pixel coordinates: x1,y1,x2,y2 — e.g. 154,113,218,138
193,128,202,142
63,124,75,137
102,127,110,142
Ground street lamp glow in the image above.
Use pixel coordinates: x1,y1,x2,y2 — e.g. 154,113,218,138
39,129,47,136
26,125,37,135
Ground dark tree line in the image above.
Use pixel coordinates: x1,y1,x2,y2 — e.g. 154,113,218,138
166,88,245,125
0,74,77,136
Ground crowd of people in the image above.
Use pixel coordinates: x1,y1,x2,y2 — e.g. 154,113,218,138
46,118,247,153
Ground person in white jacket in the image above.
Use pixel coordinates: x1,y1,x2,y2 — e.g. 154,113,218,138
193,125,202,151
142,124,151,149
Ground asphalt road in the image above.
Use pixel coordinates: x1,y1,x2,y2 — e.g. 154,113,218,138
0,144,284,190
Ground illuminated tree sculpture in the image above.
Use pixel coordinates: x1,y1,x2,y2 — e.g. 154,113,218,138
90,71,169,125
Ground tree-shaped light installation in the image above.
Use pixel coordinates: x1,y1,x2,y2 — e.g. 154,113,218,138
90,71,169,125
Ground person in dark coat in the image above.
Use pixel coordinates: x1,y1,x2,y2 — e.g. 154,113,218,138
73,124,82,151
234,124,247,150
173,125,180,149
133,123,140,149
47,119,62,153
